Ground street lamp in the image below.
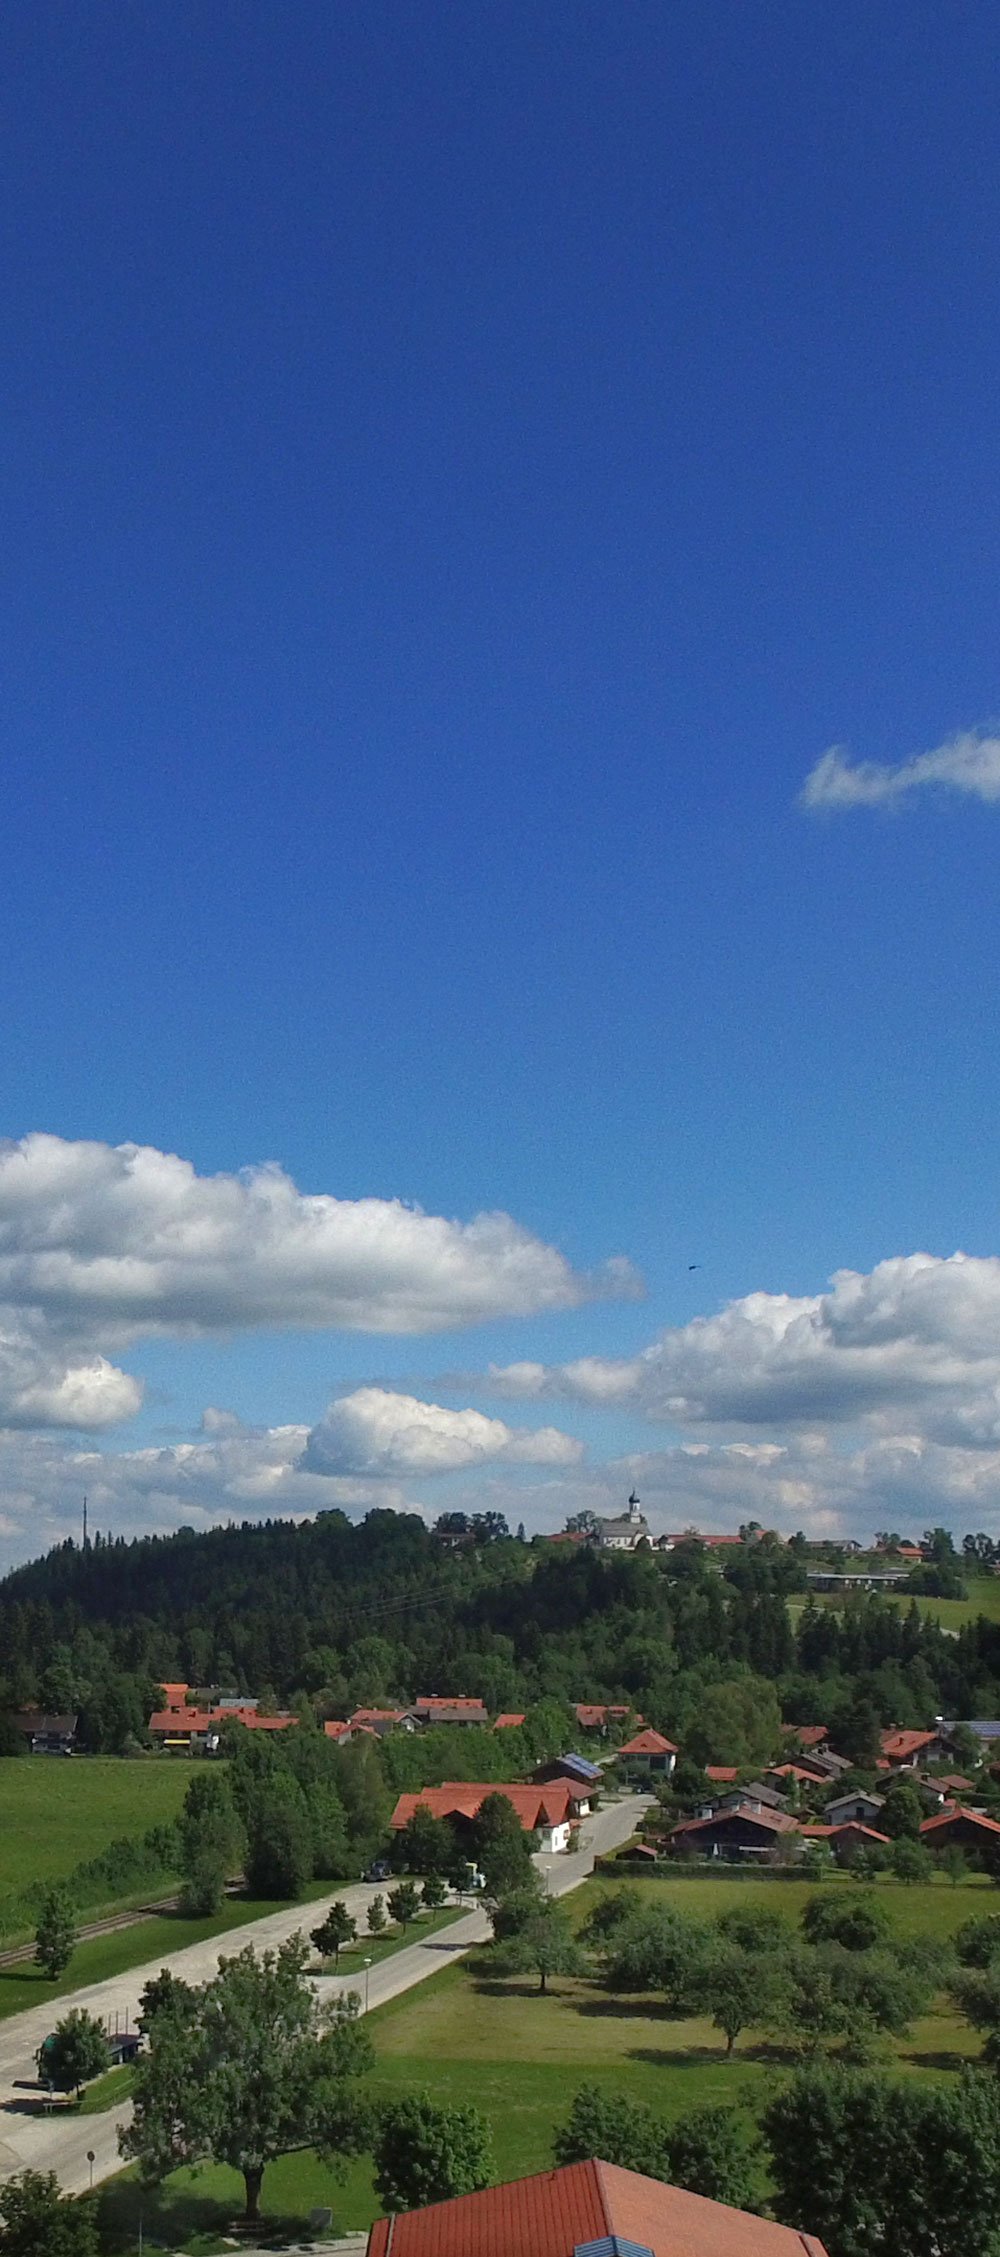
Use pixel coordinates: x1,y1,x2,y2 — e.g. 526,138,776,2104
363,1956,372,2013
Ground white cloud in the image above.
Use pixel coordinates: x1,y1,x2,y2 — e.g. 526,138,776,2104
801,729,1000,811
485,1252,1000,1444
0,1132,637,1429
303,1387,583,1477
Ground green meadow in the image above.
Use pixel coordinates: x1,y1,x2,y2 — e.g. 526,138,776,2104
0,1757,192,1908
96,1868,996,2252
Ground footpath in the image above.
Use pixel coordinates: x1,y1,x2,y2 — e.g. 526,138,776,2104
0,1794,648,2206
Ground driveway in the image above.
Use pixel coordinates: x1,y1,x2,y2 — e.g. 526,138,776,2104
0,1792,647,2199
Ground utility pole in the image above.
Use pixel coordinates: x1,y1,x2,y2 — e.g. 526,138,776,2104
82,1494,88,1548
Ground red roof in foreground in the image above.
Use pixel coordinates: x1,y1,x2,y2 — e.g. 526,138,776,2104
493,1712,527,1730
389,1781,574,1833
366,2158,827,2257
881,1729,938,1761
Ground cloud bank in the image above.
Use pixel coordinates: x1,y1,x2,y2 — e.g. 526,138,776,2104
801,729,1000,811
0,1133,638,1428
484,1252,1000,1446
303,1387,583,1477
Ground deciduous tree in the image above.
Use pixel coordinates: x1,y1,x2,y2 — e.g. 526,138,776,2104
372,2093,493,2213
38,2011,108,2100
34,1888,76,1981
553,2084,670,2178
667,2104,758,2208
0,2169,97,2256
121,1935,372,2223
311,1902,357,1969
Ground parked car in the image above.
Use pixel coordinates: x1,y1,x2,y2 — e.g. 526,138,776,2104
364,1858,391,1882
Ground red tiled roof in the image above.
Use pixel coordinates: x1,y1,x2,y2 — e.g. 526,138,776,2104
618,1728,678,1756
390,1780,574,1833
575,1703,637,1726
881,1729,938,1761
781,1724,828,1748
323,1720,349,1739
493,1713,526,1729
920,1804,1000,1839
830,1822,891,1844
770,1763,827,1784
414,1696,487,1713
365,2157,827,2257
673,1802,799,1839
350,1708,407,1724
706,1766,739,1782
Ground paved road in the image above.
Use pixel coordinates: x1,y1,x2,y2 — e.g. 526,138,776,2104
0,1794,647,2204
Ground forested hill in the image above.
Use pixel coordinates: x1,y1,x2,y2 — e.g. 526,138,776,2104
1,1513,1000,1759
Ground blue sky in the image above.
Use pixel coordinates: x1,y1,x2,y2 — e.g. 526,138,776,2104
2,3,1000,1561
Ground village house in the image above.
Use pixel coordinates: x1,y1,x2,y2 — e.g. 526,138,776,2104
615,1727,678,1776
823,1788,886,1829
147,1702,298,1752
668,1801,801,1862
390,1779,580,1854
919,1804,1000,1858
535,1753,603,1813
8,1711,77,1755
365,2157,829,2257
574,1701,638,1735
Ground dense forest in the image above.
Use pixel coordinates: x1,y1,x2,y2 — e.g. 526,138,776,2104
1,1512,999,1759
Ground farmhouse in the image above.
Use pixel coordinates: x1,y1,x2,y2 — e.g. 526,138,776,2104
366,2156,828,2256
390,1779,580,1853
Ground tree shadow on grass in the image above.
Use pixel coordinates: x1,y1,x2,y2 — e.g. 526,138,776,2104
628,2040,800,2069
574,1994,681,2021
97,2178,232,2254
906,2048,978,2073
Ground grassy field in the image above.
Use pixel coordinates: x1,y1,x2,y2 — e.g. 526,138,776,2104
96,1867,995,2252
0,1758,193,1908
788,1574,1000,1635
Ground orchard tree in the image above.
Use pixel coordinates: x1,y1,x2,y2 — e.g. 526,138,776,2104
697,1945,790,2057
34,1888,76,1981
367,1894,387,1936
667,2105,759,2209
890,1837,932,1885
121,1935,373,2223
490,1898,582,1994
802,1891,891,1953
763,2061,1000,2257
553,2085,670,2178
421,1872,446,1912
0,2169,97,2257
372,2093,493,2213
38,2011,108,2100
311,1902,357,1970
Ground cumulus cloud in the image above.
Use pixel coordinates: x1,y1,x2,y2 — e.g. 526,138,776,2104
0,1132,637,1428
484,1252,1000,1444
302,1387,583,1477
801,729,1000,811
